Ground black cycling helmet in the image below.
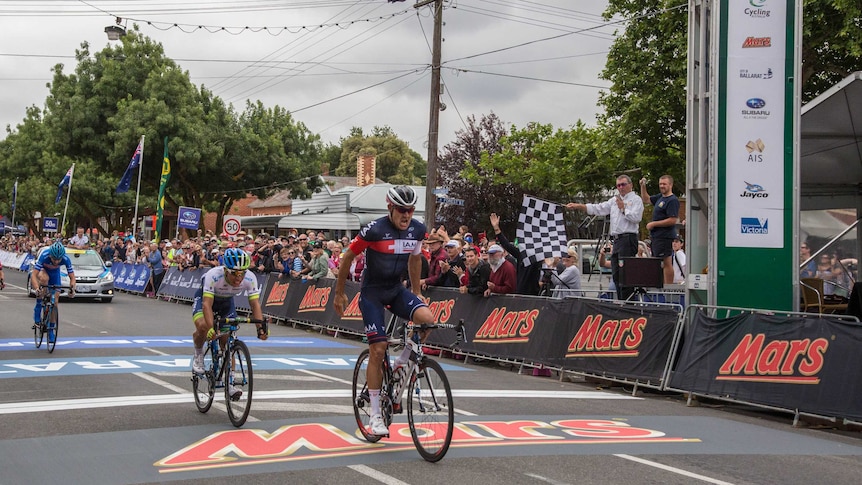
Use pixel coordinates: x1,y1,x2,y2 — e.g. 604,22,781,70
386,185,418,208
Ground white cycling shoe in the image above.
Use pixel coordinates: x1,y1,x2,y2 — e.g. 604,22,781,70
228,384,243,400
192,353,205,374
369,414,389,436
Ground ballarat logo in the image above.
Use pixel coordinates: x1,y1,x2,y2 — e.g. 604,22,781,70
717,334,828,384
566,314,646,357
474,307,538,343
298,286,331,313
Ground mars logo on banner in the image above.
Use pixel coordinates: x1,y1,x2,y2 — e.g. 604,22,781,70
266,281,290,306
155,420,694,473
341,293,363,320
566,314,646,358
716,334,828,384
298,286,331,312
474,307,538,343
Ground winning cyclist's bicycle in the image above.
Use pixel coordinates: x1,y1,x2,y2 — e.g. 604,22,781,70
191,315,266,427
352,319,465,462
34,285,70,353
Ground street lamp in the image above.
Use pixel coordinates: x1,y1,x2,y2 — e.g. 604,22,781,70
105,17,126,41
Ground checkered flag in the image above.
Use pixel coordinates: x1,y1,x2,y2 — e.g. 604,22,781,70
516,195,568,266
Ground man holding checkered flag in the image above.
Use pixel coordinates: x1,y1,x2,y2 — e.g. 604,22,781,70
567,174,644,300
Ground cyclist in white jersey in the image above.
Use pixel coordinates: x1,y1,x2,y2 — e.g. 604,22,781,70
191,248,267,399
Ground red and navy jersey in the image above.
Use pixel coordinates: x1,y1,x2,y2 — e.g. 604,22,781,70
350,215,425,288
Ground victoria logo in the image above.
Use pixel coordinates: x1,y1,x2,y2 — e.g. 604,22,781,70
741,217,768,234
740,181,769,198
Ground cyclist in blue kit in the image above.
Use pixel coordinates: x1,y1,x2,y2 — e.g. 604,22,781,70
333,185,437,437
30,242,76,337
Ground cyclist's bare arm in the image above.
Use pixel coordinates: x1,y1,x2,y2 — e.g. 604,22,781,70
333,248,357,317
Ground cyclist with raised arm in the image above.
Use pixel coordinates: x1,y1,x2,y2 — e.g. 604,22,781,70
334,185,437,437
30,242,76,340
191,247,268,399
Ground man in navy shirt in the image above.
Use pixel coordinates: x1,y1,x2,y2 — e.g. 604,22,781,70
640,175,680,284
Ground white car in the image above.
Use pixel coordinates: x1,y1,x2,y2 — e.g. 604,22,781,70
27,247,114,302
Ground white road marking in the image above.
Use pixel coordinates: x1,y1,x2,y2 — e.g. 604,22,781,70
348,464,411,485
143,347,170,356
615,454,736,485
297,368,352,384
132,371,259,422
524,473,571,485
0,389,629,415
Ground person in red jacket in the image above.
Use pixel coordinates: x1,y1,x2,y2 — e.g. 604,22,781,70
484,244,516,296
420,232,448,289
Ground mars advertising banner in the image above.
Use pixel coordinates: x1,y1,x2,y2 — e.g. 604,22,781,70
669,310,862,421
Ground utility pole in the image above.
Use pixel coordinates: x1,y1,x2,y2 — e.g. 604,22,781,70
415,0,443,228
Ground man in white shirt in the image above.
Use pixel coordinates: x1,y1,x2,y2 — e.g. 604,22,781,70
69,226,89,249
672,236,687,284
567,174,644,300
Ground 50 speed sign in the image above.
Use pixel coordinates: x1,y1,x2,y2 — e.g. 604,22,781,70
223,216,241,236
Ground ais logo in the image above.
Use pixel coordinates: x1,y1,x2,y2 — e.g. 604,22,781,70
745,139,764,163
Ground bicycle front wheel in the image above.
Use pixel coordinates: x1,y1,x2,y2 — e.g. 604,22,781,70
225,340,253,427
407,358,454,462
34,306,46,349
192,350,214,413
46,305,59,353
352,349,382,443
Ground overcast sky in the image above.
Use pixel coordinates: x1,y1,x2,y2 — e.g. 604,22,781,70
0,0,618,154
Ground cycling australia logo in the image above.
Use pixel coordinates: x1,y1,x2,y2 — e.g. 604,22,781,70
740,181,768,199
745,139,765,163
742,98,770,119
744,0,770,18
739,68,773,80
741,217,768,235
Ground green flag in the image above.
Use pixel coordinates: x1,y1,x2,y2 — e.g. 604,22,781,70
155,137,171,241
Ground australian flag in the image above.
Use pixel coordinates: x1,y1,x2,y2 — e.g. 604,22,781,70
55,164,74,204
116,140,143,193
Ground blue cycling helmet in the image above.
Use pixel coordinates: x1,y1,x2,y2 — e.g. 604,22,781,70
48,242,66,260
223,248,250,270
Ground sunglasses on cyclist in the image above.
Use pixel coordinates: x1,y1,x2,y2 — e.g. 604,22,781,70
225,268,247,278
393,206,415,214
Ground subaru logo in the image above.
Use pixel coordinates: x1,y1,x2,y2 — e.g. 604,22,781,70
182,211,195,219
746,98,766,109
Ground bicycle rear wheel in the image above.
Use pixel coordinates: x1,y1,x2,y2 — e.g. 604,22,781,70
225,340,253,427
46,305,59,353
407,358,454,462
352,349,383,443
192,350,215,413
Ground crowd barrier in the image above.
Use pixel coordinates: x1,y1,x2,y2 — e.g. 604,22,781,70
5,248,861,424
0,250,33,271
109,262,152,293
667,305,862,423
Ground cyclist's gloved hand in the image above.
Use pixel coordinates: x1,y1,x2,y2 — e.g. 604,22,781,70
206,327,217,340
257,321,269,340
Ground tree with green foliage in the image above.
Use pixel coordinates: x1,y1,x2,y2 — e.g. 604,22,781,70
333,126,426,184
0,27,324,237
437,113,511,234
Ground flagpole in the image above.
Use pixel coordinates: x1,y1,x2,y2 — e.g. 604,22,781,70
11,178,17,228
132,135,145,240
61,163,75,238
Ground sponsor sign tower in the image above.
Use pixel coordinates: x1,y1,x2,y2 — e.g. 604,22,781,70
686,0,800,311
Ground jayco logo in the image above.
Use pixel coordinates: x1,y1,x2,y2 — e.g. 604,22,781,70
740,181,768,198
